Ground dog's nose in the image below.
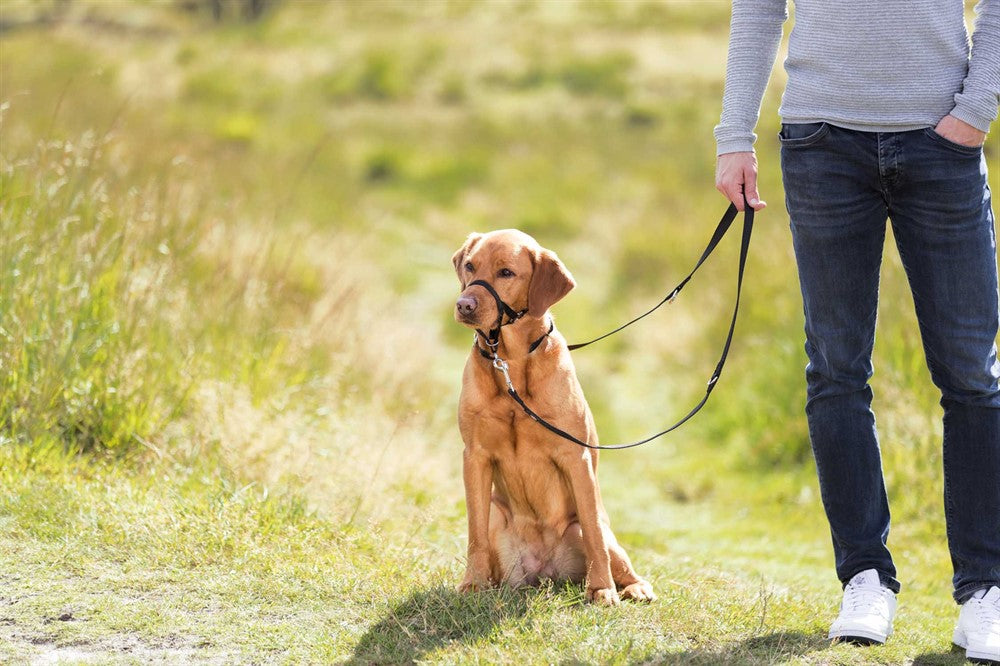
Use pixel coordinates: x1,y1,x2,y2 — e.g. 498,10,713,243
456,295,478,316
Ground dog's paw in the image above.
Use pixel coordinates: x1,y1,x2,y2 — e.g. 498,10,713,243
456,580,481,594
621,580,656,603
587,586,621,606
457,571,492,594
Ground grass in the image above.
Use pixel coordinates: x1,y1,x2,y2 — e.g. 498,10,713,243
0,0,995,663
0,445,968,664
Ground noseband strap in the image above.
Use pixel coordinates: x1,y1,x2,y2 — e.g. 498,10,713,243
469,279,524,326
468,279,526,349
466,278,555,358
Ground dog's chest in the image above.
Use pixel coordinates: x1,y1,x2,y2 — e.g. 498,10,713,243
459,352,589,456
490,432,575,521
467,404,549,455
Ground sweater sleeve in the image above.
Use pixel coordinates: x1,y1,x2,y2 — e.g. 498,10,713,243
714,0,788,155
950,0,1000,132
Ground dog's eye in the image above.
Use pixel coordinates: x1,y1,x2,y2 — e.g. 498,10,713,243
465,262,474,272
497,268,515,278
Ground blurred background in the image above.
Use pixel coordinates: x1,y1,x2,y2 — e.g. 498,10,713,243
1,1,997,662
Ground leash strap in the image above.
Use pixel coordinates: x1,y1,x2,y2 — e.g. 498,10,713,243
496,203,754,450
568,203,743,351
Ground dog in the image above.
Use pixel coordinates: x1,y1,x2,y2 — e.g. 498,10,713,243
452,229,655,605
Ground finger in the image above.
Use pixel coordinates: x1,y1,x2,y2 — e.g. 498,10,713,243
725,184,746,211
744,193,767,211
741,164,769,211
742,183,766,210
714,171,734,203
742,170,762,209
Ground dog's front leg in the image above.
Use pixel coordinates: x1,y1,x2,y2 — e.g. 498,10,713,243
458,445,494,593
565,452,619,606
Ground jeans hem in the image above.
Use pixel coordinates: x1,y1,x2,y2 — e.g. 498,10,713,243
954,581,1000,605
841,569,901,595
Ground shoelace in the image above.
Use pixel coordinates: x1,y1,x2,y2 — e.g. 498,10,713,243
971,588,1000,633
842,584,889,618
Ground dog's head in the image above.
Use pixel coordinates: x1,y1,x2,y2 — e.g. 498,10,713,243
452,230,575,330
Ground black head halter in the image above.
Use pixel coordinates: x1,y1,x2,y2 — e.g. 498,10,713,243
468,278,526,352
467,279,552,359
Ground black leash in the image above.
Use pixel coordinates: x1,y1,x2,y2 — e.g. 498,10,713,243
485,203,754,451
568,202,748,351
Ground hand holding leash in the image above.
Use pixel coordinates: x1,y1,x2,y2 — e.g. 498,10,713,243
716,152,766,212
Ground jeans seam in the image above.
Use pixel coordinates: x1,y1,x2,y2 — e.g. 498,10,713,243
943,435,957,573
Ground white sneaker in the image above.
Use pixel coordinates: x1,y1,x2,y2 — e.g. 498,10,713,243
828,569,897,645
954,586,1000,665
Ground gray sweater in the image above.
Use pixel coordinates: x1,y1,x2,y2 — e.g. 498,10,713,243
715,0,1000,155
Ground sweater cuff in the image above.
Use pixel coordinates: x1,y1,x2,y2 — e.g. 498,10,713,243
716,138,756,155
948,103,994,134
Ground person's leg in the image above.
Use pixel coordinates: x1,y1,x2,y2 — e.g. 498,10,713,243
780,123,900,593
888,129,1000,604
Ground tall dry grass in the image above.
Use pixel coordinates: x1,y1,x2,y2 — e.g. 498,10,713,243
0,120,460,528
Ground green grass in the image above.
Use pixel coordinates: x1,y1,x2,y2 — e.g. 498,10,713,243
0,0,995,663
0,445,968,664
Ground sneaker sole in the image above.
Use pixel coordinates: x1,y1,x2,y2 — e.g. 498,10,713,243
953,629,1000,665
961,652,1000,666
829,629,888,646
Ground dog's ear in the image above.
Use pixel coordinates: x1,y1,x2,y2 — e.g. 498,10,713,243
452,233,483,285
528,248,575,318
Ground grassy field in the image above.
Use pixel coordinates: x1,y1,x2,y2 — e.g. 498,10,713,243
1,1,997,663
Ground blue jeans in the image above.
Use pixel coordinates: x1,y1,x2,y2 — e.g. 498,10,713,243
780,122,1000,603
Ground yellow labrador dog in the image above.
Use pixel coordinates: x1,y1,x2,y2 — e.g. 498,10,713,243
452,229,655,605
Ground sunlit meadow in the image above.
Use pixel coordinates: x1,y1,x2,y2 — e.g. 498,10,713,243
1,1,996,663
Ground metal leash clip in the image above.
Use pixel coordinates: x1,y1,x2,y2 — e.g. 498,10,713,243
492,356,514,391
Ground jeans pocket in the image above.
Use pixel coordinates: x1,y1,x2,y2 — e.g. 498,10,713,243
922,128,984,156
779,122,830,147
